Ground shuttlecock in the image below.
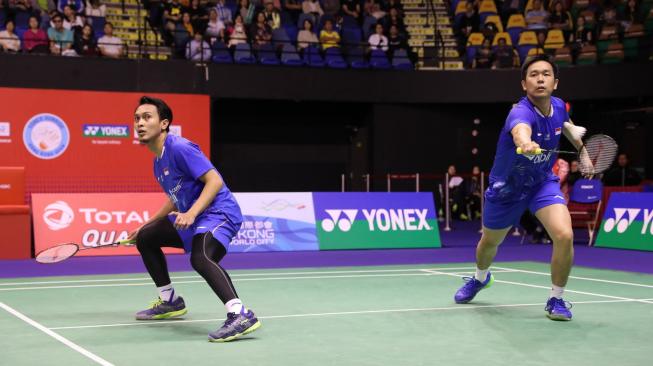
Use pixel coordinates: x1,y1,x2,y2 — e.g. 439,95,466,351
563,122,586,141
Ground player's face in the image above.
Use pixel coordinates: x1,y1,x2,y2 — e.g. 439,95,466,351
521,61,558,99
134,104,168,144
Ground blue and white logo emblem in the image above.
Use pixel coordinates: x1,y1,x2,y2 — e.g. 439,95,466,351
23,113,70,159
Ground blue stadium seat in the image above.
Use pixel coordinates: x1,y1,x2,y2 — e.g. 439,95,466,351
370,49,391,69
88,16,106,38
234,43,256,64
280,44,304,66
257,43,281,65
211,41,233,64
392,49,412,70
325,47,348,69
303,45,326,67
347,46,369,69
15,11,31,29
272,27,290,46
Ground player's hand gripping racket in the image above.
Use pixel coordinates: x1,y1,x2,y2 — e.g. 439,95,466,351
35,239,136,264
516,134,618,175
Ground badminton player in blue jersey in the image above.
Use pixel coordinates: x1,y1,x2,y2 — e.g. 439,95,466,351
453,55,591,321
127,96,261,341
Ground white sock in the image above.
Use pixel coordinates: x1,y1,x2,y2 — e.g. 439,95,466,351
225,298,244,314
475,268,489,282
550,285,565,299
157,284,178,302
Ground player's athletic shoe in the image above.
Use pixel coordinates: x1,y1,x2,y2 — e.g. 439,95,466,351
135,297,187,320
208,308,261,342
454,272,494,304
545,297,573,321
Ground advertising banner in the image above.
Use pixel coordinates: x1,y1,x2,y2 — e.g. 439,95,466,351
595,193,653,251
31,193,184,257
0,88,210,199
230,193,319,252
313,192,441,250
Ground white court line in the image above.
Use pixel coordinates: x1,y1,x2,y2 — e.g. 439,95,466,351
423,269,653,305
0,266,478,287
48,297,653,331
0,270,513,292
0,302,113,365
493,266,653,289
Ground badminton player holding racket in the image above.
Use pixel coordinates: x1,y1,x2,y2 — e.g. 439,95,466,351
453,55,593,321
127,96,260,341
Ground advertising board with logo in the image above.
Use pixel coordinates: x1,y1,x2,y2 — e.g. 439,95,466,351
32,193,184,257
312,192,441,250
230,193,318,252
594,193,653,251
0,88,209,198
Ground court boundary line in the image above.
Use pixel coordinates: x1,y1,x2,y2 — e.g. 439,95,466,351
422,269,653,305
0,302,114,366
0,269,518,292
493,265,653,289
0,266,479,287
48,297,653,331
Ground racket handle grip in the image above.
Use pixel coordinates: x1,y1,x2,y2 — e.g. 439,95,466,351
118,239,136,245
516,147,542,155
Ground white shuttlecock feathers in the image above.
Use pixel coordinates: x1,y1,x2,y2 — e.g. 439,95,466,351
563,121,586,141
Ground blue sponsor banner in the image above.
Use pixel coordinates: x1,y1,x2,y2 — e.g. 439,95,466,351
229,193,319,252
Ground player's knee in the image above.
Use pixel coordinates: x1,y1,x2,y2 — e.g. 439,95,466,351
550,229,573,244
135,227,154,253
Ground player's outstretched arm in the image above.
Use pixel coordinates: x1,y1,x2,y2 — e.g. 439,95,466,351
127,198,176,240
511,123,540,154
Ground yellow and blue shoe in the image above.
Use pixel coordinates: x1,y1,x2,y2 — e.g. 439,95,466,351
454,272,494,304
135,297,187,320
208,308,261,342
545,297,573,321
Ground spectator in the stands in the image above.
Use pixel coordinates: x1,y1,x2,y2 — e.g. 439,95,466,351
297,18,318,51
603,153,642,186
549,0,572,38
188,0,209,32
341,0,361,22
206,8,226,40
31,0,56,28
23,15,50,53
464,165,483,220
58,0,84,13
620,0,642,30
186,30,211,61
525,0,549,31
74,23,98,56
15,0,33,13
446,164,467,220
472,38,492,68
263,0,281,30
215,0,233,26
387,24,407,54
598,4,621,39
0,19,21,52
502,0,525,21
492,37,519,68
368,22,388,52
384,7,405,33
251,11,272,48
48,13,76,55
63,4,84,31
365,0,385,21
98,22,125,58
569,15,593,45
85,0,106,17
181,12,194,35
239,0,256,25
456,2,480,57
302,0,324,26
319,18,340,50
284,0,303,24
383,0,403,15
227,14,248,47
323,0,340,18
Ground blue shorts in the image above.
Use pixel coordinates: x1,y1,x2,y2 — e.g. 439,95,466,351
482,179,566,230
169,212,242,253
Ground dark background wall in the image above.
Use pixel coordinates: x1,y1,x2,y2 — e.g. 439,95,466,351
2,55,652,191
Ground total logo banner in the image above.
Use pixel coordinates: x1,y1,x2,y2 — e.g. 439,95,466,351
32,193,184,257
595,193,653,251
313,192,441,250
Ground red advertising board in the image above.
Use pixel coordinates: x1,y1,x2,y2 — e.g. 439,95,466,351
31,193,184,256
0,88,210,199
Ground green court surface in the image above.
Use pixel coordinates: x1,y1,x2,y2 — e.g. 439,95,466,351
1,262,652,366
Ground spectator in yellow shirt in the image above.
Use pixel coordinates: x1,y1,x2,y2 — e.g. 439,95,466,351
319,19,340,50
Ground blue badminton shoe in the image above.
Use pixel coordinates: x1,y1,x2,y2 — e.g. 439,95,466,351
209,308,261,342
545,297,573,321
135,297,187,320
454,272,494,304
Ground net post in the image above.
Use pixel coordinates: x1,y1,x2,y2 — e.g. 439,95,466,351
387,174,391,192
416,173,420,192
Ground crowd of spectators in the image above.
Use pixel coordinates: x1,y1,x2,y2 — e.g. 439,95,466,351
0,0,125,57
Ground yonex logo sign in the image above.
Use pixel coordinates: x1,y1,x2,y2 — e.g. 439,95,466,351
83,124,130,138
603,208,653,235
43,201,75,231
321,209,433,232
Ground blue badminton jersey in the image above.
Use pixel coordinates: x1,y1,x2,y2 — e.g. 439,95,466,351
486,96,570,202
153,134,242,225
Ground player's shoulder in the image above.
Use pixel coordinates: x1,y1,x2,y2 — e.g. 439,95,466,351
166,134,201,154
507,98,535,120
551,96,566,109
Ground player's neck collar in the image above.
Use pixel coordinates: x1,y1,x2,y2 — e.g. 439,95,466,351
527,96,553,118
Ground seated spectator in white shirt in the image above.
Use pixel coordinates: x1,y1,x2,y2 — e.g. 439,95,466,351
368,23,388,52
85,0,106,17
525,0,549,30
63,4,84,30
0,20,21,52
205,8,225,40
186,31,212,61
297,18,318,51
98,22,124,58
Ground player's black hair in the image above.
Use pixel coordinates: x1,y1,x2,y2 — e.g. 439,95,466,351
137,96,173,132
521,54,558,80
